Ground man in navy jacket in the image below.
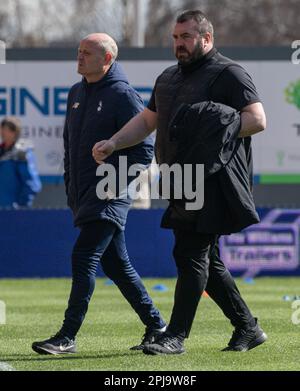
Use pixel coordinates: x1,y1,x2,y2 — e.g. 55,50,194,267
32,33,166,355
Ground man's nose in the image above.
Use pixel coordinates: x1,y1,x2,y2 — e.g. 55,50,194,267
175,37,185,46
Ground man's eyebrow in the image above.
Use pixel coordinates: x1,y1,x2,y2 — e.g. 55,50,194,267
78,48,91,52
172,32,193,37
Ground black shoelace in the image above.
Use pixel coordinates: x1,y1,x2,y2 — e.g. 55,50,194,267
157,335,182,349
228,328,255,346
49,333,72,345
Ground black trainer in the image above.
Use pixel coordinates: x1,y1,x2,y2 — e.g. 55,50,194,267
222,319,267,352
143,332,185,355
32,333,76,355
130,326,167,351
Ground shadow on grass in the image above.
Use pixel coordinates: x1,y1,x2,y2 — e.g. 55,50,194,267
0,352,136,362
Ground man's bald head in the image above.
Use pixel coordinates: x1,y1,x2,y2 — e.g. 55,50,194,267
81,33,118,65
77,33,119,82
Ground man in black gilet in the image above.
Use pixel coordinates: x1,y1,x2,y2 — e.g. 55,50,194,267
92,10,267,355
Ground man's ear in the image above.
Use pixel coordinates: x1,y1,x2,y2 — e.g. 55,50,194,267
203,32,212,46
104,52,112,65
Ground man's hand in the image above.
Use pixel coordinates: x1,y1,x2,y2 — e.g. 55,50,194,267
92,109,157,164
92,139,116,164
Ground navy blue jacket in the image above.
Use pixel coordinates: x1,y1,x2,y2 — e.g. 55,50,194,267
63,62,154,229
0,140,42,207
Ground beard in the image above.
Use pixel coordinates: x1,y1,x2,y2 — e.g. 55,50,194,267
175,41,206,65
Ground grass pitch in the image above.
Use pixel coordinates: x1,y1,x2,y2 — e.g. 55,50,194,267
0,277,299,371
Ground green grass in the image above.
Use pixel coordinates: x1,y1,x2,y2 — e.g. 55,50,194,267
0,277,300,371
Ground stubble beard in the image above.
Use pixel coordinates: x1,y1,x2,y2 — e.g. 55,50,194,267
176,41,206,65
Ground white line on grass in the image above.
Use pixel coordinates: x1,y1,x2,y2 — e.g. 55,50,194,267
0,362,16,371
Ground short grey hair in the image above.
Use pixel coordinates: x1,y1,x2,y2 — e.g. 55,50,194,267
98,37,118,65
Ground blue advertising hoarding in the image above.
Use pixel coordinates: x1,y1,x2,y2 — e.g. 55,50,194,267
1,208,300,278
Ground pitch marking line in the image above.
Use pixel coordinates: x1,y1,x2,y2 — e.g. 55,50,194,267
0,362,16,371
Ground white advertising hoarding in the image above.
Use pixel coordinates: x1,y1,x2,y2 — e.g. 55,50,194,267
0,59,299,181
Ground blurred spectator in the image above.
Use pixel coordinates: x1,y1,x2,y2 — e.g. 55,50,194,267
0,117,42,208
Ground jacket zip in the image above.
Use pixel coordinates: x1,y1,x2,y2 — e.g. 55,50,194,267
73,83,90,209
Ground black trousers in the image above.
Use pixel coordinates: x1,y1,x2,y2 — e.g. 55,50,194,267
168,229,255,339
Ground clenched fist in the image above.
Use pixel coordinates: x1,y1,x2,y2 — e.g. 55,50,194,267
92,139,116,164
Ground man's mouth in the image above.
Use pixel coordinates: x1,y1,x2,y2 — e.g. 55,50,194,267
177,49,188,55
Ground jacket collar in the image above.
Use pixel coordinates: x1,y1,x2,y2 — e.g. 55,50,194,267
82,62,116,89
81,62,129,90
